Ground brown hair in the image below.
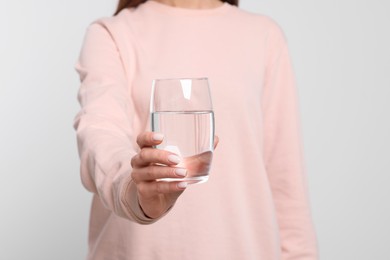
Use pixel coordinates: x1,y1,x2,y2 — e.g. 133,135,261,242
114,0,239,15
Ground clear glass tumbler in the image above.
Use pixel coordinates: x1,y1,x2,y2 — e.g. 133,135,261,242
150,77,215,185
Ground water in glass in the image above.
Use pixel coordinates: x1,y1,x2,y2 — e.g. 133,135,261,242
152,110,214,184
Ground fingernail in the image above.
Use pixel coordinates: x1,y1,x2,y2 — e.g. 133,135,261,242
175,168,187,177
168,155,180,164
152,133,164,141
177,182,188,189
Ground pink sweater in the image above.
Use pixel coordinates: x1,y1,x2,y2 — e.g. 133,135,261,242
73,1,319,259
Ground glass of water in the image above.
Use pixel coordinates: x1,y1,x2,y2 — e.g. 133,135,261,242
150,77,215,185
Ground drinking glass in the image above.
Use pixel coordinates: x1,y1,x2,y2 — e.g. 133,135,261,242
150,77,214,185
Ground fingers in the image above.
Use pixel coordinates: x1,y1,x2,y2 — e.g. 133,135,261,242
137,131,164,149
137,181,188,197
132,165,187,182
131,148,181,168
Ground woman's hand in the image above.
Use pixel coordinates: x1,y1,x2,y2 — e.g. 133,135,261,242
131,132,186,219
130,132,219,219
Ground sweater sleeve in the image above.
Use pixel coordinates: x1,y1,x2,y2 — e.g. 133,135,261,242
73,21,162,225
261,20,319,259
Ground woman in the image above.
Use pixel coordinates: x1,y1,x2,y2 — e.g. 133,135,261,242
73,0,319,259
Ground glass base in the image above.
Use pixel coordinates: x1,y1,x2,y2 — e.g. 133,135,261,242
157,176,209,185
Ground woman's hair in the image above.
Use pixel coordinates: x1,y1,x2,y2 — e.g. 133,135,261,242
114,0,239,15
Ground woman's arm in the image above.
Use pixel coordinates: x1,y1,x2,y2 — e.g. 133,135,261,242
73,21,179,224
73,21,149,223
261,19,319,259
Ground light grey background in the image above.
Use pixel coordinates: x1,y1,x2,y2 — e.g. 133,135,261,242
1,0,389,259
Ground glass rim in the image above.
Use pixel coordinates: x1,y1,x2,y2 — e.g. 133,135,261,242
152,77,209,82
